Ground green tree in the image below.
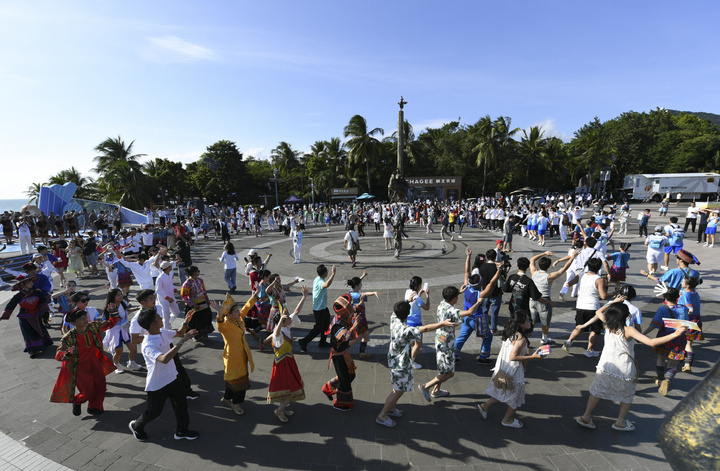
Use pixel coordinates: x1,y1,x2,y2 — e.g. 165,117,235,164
25,182,43,205
48,167,95,199
93,136,152,209
344,115,384,193
516,126,550,185
187,140,250,204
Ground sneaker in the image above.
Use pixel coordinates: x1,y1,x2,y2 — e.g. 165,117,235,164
186,391,199,400
232,403,244,415
333,405,351,412
475,357,492,364
561,341,571,352
220,397,233,409
558,293,565,302
298,339,308,353
711,244,715,248
127,361,143,371
174,430,199,440
704,242,709,246
113,364,124,374
411,361,422,370
584,350,600,358
660,265,669,271
540,337,552,345
129,420,149,442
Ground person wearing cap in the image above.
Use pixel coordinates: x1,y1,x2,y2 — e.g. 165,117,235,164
643,226,669,275
50,306,120,416
1,274,53,358
322,294,361,411
642,249,700,290
661,217,686,271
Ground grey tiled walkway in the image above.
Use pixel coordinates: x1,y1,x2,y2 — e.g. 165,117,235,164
0,205,717,470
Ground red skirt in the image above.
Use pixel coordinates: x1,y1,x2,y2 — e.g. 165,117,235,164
267,356,305,404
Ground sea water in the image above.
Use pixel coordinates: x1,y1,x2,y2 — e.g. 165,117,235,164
0,199,31,214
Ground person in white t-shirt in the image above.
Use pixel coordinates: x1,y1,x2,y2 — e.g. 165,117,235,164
128,308,198,442
293,228,303,264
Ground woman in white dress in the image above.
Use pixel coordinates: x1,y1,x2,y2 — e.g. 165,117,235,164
383,218,393,250
102,288,142,372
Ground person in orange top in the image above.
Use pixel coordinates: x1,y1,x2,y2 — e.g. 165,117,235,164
210,290,259,416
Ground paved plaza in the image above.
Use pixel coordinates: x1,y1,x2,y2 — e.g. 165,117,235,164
0,206,717,471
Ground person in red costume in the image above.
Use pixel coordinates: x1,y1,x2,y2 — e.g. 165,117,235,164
50,307,120,416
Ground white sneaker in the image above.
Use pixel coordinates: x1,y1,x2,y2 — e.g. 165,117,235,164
561,341,571,352
411,361,422,370
114,364,124,374
660,265,669,271
127,361,143,371
711,244,715,248
558,293,565,302
584,350,600,358
540,337,552,345
703,242,708,246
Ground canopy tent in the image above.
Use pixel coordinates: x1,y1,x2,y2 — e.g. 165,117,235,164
356,193,375,200
284,195,303,204
509,187,535,195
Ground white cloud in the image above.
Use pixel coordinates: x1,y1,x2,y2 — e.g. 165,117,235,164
142,35,218,63
526,118,572,142
411,118,456,132
244,147,268,160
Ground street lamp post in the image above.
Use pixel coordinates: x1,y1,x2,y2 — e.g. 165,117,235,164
272,168,279,207
309,177,315,207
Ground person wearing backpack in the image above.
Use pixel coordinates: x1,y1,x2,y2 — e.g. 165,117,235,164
644,226,668,275
661,217,685,271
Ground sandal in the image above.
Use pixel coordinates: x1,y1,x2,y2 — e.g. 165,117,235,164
501,418,523,429
576,417,596,430
274,409,288,423
388,409,403,418
375,417,397,428
611,420,635,432
431,389,450,398
418,385,431,403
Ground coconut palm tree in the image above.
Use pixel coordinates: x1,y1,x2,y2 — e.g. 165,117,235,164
516,126,551,185
25,182,44,205
343,115,384,193
48,167,95,199
93,136,150,209
271,141,300,175
571,128,612,190
471,115,496,196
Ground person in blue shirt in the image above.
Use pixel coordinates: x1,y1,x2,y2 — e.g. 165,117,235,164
679,276,703,373
642,249,700,290
606,243,631,291
662,217,685,270
643,287,689,396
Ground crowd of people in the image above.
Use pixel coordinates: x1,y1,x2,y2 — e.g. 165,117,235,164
0,192,709,442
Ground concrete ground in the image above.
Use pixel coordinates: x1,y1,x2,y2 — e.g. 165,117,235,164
0,204,717,471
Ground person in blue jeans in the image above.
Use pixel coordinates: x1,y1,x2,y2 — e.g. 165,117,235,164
453,270,501,364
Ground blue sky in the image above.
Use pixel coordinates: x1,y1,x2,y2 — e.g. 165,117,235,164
2,0,719,199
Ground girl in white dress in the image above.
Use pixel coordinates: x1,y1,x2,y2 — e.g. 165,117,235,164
575,296,686,431
383,218,393,250
478,310,543,429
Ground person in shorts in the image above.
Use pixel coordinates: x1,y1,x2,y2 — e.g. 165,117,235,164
644,226,668,274
375,301,456,428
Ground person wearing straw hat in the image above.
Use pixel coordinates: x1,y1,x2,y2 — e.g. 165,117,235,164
641,249,700,290
321,294,361,411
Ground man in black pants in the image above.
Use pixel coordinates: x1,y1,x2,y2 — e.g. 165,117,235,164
129,309,198,442
299,264,336,351
131,290,199,399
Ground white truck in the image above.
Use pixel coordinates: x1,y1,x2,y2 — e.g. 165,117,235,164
623,173,720,202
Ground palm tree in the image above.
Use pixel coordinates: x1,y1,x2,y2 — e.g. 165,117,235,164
343,115,384,193
572,128,612,189
471,115,496,196
516,126,550,185
25,182,44,204
271,141,300,175
93,136,150,209
472,116,519,195
48,167,94,199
